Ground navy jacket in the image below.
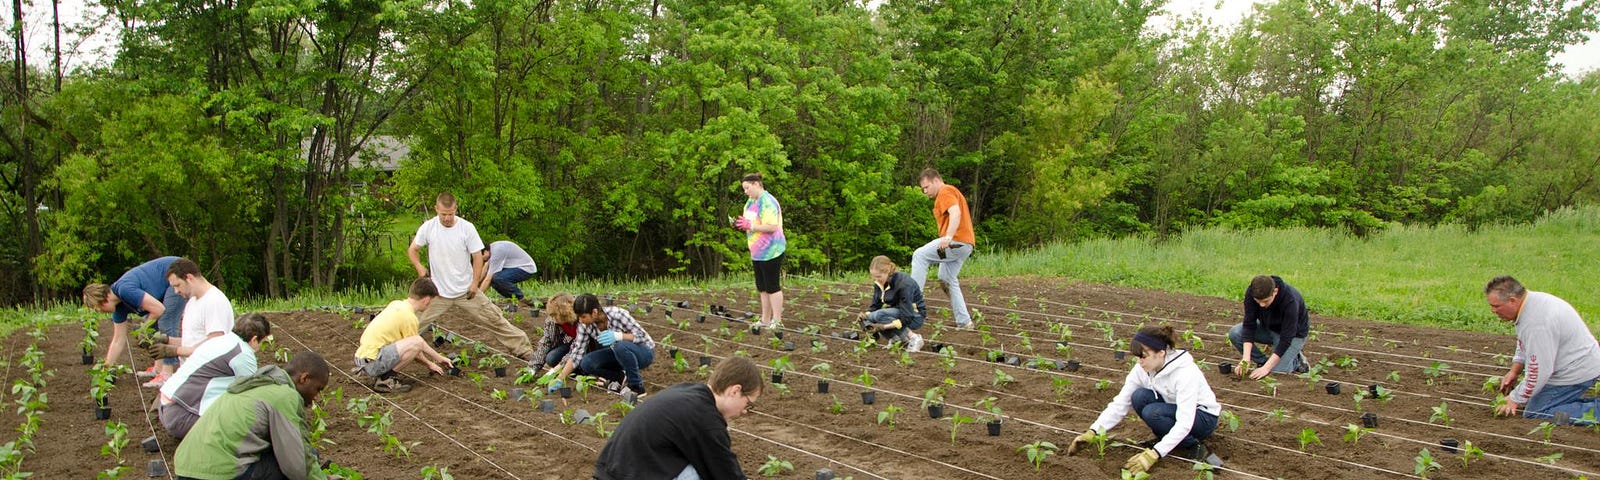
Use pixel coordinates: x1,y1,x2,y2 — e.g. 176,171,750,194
1240,276,1310,357
870,271,926,330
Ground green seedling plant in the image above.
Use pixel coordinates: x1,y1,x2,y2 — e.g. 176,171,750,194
1351,390,1368,412
1181,330,1204,351
1414,448,1442,478
1219,410,1241,432
947,412,976,444
992,369,1015,387
1096,379,1112,391
1297,428,1322,451
1530,421,1556,443
1259,376,1280,396
769,382,791,398
1428,402,1451,426
1460,440,1483,468
1120,469,1151,480
828,396,846,415
591,411,615,438
877,404,903,428
768,355,793,379
922,384,946,410
466,372,485,390
101,420,129,463
1266,408,1291,422
1537,452,1562,465
479,353,510,371
854,369,875,389
767,336,784,350
938,348,958,373
757,455,793,477
1332,354,1358,369
1051,376,1074,400
1016,440,1057,471
975,396,1003,424
672,352,691,373
811,362,833,382
1422,361,1450,385
1481,377,1501,395
490,389,507,400
1341,423,1371,444
1192,462,1217,480
1387,370,1401,383
1083,429,1112,458
421,465,454,480
896,350,914,367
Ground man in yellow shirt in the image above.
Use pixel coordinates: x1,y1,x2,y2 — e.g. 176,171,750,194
355,278,453,393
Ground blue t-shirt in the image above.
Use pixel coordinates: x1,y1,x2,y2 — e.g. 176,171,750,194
111,256,179,324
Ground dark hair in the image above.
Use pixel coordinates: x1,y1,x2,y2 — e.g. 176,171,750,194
709,356,763,395
572,293,603,317
166,257,202,280
436,192,457,208
1248,275,1276,300
287,350,330,382
233,313,271,343
1129,325,1180,357
408,277,439,299
1485,276,1526,300
741,173,763,184
918,168,942,182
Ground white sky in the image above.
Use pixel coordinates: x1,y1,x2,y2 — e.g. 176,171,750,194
5,0,1598,78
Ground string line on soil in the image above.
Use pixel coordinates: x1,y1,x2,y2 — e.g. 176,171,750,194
676,297,1590,478
743,410,1003,480
114,332,176,480
273,323,530,479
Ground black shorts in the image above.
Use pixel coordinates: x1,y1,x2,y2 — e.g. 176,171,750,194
753,254,784,293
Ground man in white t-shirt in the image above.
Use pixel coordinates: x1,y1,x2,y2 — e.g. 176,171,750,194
478,240,539,305
407,193,535,361
145,258,235,388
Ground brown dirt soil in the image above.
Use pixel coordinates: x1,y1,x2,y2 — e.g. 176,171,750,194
5,276,1598,479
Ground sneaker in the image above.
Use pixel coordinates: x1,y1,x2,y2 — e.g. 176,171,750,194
626,384,646,396
604,380,626,395
1184,442,1210,461
141,373,169,388
373,377,412,394
955,322,975,331
906,332,925,352
136,364,160,379
1293,353,1310,374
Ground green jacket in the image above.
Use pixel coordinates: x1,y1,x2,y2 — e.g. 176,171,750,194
174,366,325,480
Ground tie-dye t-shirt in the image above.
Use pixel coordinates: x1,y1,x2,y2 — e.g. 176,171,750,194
743,191,786,261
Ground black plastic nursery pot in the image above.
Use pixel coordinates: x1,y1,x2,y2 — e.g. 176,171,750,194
141,435,160,453
559,387,573,399
986,420,1002,436
1218,362,1234,375
95,406,111,420
539,399,556,413
700,356,714,367
698,315,707,323
82,354,94,366
1325,382,1341,395
1361,412,1379,428
677,301,690,308
1113,351,1127,360
1369,384,1381,398
510,388,527,402
668,348,680,359
861,391,876,405
433,335,448,348
1440,438,1460,453
780,342,796,352
1066,360,1082,372
771,373,785,384
817,380,830,393
494,367,507,378
147,460,167,477
1002,355,1021,366
773,330,784,340
816,469,836,480
928,404,945,419
447,366,462,377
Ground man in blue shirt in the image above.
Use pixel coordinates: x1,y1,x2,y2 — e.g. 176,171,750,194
83,256,187,385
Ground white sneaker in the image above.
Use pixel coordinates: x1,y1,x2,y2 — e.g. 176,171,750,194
906,332,924,353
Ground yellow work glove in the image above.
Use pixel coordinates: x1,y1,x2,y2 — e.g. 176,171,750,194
1064,430,1096,456
1123,448,1159,475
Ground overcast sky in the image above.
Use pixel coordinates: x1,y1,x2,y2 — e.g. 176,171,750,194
7,0,1598,78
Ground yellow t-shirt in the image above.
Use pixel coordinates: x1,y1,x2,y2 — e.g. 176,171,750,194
356,300,419,360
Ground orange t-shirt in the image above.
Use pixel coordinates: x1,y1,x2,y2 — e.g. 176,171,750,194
933,185,976,245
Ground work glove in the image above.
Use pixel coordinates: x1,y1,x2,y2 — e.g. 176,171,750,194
147,342,180,360
1065,430,1096,456
734,217,752,231
597,330,618,347
1123,448,1159,475
547,379,564,393
137,332,170,349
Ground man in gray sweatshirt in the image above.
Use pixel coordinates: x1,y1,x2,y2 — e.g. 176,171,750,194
1486,276,1600,424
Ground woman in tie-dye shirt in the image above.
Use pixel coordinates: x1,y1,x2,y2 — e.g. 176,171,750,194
735,173,786,328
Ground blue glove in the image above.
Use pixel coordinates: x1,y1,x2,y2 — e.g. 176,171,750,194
597,330,618,347
547,379,564,393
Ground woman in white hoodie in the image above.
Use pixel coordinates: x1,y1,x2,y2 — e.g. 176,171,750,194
1066,325,1222,476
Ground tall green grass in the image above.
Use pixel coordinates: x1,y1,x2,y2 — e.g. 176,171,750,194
966,206,1600,333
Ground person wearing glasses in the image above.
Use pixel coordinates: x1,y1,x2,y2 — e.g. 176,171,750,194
594,357,765,480
1066,325,1222,476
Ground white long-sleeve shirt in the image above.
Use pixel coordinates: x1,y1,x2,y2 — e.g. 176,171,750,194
1089,350,1222,456
1509,292,1600,405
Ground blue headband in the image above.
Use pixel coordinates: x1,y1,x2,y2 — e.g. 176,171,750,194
1132,332,1168,352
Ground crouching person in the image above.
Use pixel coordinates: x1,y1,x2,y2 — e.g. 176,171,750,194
158,313,271,440
595,357,763,480
355,278,453,394
551,294,655,396
174,351,331,480
856,256,926,352
1068,326,1222,476
529,293,579,371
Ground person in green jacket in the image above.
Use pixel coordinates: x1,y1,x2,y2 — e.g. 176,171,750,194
175,351,330,480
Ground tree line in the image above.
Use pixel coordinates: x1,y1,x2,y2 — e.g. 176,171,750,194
1,0,1596,305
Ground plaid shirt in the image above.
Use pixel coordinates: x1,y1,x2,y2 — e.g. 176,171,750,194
564,307,655,365
532,318,575,366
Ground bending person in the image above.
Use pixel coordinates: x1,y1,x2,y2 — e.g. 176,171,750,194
355,278,452,394
83,256,186,380
594,357,763,480
1068,325,1222,476
174,351,331,480
158,313,270,440
856,256,926,352
1486,276,1600,424
1228,274,1311,379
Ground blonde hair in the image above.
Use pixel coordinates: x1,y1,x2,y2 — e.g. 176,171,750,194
83,283,112,309
869,256,897,275
546,293,576,323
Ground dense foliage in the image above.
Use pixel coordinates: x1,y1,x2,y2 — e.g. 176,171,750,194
1,0,1596,304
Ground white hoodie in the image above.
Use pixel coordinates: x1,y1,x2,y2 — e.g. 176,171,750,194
1088,350,1222,456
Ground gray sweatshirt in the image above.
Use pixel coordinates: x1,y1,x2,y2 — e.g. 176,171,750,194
1510,292,1600,405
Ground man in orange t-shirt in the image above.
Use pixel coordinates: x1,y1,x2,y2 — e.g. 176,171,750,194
913,168,976,328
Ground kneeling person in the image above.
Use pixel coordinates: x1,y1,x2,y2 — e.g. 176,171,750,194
857,256,926,352
159,313,271,440
355,278,453,394
174,351,331,480
1069,326,1222,476
552,294,655,395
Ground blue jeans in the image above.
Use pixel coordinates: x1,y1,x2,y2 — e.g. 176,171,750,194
866,308,921,342
1524,377,1600,425
158,288,187,366
1131,388,1218,449
543,344,571,371
490,268,535,300
911,240,973,326
1227,324,1306,373
578,341,655,389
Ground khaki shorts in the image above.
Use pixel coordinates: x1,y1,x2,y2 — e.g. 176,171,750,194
355,343,402,378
